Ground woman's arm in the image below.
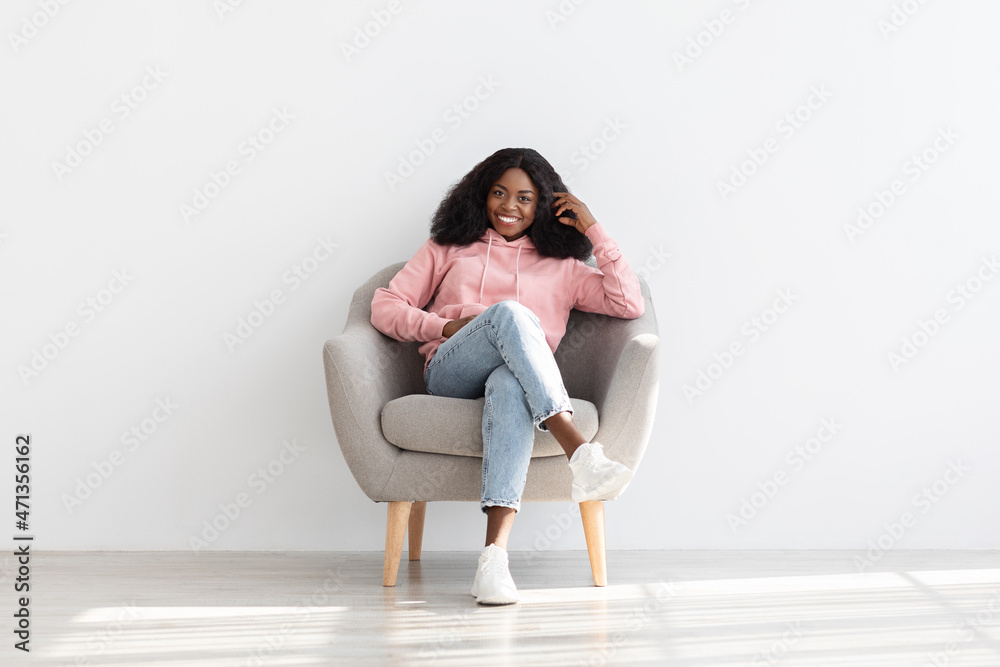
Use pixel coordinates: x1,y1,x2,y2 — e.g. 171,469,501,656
554,192,644,319
370,239,452,341
572,223,645,318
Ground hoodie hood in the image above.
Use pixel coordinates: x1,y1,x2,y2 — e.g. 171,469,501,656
480,226,537,247
478,227,537,305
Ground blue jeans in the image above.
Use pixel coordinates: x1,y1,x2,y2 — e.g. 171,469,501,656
424,301,574,514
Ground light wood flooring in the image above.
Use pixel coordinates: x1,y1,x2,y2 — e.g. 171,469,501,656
13,550,1000,666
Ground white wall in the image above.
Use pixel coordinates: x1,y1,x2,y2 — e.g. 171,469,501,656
3,0,998,552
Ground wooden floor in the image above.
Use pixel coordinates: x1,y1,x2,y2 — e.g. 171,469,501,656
16,550,1000,666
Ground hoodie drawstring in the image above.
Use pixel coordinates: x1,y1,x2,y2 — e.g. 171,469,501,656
479,235,493,304
479,231,523,304
515,244,521,303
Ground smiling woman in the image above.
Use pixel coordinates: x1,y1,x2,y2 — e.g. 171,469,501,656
487,169,536,242
369,147,645,605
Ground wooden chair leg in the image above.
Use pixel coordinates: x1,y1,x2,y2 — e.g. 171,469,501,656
580,500,607,587
383,501,411,586
408,501,426,561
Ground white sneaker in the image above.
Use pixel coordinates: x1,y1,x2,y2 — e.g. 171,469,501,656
470,544,519,605
570,442,634,502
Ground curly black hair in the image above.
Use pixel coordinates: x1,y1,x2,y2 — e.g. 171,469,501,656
430,147,593,261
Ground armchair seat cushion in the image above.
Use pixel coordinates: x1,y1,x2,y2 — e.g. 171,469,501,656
381,395,599,458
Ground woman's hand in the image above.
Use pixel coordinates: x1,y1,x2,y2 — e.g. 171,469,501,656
552,192,597,235
442,315,475,338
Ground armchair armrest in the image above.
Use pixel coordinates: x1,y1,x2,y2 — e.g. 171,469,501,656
593,331,660,471
322,322,424,501
557,276,660,470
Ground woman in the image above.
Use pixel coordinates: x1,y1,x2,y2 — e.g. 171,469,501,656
370,147,644,604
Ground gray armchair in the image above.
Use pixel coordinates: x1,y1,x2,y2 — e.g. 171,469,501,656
323,262,659,586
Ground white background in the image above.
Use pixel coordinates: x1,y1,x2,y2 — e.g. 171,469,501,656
2,0,998,552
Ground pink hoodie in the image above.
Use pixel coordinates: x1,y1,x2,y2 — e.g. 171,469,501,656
370,222,645,373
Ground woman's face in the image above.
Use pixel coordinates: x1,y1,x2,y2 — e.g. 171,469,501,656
486,167,537,242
